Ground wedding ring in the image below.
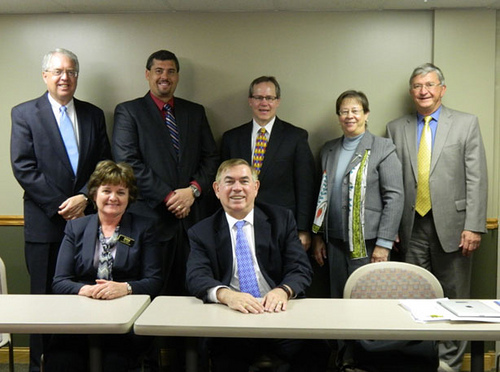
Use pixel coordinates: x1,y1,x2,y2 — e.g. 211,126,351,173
177,206,181,210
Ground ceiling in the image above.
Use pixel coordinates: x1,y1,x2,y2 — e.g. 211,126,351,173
1,0,500,14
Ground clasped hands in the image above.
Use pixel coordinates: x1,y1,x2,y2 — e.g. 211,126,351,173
58,194,88,221
166,187,195,219
216,287,289,314
78,279,128,300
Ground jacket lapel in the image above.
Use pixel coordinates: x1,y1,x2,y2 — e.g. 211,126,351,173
81,214,100,272
430,106,452,174
253,207,271,280
403,114,418,181
240,122,254,163
74,98,90,176
344,131,373,177
114,213,132,269
214,211,234,283
259,117,284,179
144,94,178,163
37,94,75,176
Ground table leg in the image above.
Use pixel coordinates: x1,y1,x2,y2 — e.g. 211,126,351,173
88,335,102,372
469,341,484,372
185,337,198,372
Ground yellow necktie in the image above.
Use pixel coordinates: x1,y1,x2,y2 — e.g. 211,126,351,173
415,116,432,216
252,128,268,174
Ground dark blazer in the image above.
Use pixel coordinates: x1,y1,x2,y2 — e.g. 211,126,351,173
220,117,316,231
319,130,404,243
112,93,219,240
387,106,488,253
52,212,163,296
10,93,111,242
186,203,313,302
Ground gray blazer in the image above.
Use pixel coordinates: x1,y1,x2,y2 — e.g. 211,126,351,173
386,105,488,253
320,130,404,244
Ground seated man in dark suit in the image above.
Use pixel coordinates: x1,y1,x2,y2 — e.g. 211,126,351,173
186,158,328,372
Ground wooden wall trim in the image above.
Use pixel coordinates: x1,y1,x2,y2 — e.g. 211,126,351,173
0,216,24,226
487,218,498,230
0,216,498,229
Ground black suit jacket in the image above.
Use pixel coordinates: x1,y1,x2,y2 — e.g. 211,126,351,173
52,212,163,296
10,93,111,242
221,117,316,231
186,203,313,302
112,93,219,240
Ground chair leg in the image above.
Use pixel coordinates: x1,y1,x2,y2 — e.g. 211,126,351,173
9,336,14,372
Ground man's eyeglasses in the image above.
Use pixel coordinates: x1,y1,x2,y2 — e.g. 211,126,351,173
411,82,440,91
339,109,363,117
251,95,278,102
46,69,79,78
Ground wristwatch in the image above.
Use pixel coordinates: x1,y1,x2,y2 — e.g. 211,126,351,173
126,283,132,295
190,184,201,198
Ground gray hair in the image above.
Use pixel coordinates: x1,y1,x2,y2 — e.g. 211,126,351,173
409,63,445,87
42,48,79,72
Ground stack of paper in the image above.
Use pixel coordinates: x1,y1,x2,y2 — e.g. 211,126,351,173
399,299,500,323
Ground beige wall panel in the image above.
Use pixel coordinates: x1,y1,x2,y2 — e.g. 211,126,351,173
1,11,432,214
434,10,497,217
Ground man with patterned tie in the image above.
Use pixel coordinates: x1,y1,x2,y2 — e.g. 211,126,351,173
113,50,219,298
221,76,316,251
10,48,111,372
387,63,488,372
186,159,328,372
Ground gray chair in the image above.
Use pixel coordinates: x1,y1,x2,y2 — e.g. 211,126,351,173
0,256,14,372
341,261,443,372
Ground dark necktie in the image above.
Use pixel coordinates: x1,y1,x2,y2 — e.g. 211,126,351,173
234,221,261,297
164,103,180,157
59,105,79,175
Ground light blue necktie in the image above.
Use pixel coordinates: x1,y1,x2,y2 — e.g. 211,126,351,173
234,220,261,297
59,106,79,175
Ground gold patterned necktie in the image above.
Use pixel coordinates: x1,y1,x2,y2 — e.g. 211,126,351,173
252,128,268,174
415,116,432,216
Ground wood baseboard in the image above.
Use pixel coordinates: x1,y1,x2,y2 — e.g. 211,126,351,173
460,350,496,371
0,346,29,364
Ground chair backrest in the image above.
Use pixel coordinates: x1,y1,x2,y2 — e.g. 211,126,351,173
0,256,7,295
343,261,443,299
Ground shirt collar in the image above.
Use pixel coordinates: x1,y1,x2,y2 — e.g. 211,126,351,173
150,91,174,111
252,116,276,135
47,92,74,111
417,105,442,124
225,209,255,229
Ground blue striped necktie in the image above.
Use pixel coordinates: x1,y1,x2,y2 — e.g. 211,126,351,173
164,103,179,157
234,221,261,297
59,105,79,175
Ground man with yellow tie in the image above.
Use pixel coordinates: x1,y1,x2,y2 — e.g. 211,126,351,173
221,76,316,251
387,63,488,372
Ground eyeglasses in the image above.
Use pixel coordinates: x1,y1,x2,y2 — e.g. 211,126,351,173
411,82,440,91
251,95,278,102
151,68,178,76
46,69,78,78
339,109,363,117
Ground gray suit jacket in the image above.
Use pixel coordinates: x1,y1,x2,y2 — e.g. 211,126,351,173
320,130,404,243
386,105,488,253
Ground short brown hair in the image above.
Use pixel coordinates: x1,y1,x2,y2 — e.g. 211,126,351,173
335,90,370,116
88,160,138,205
215,159,258,183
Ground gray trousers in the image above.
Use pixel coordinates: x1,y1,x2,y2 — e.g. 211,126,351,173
406,212,472,372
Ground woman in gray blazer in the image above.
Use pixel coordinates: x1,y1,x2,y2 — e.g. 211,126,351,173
312,90,404,298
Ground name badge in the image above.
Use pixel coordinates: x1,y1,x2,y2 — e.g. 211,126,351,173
117,234,135,247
